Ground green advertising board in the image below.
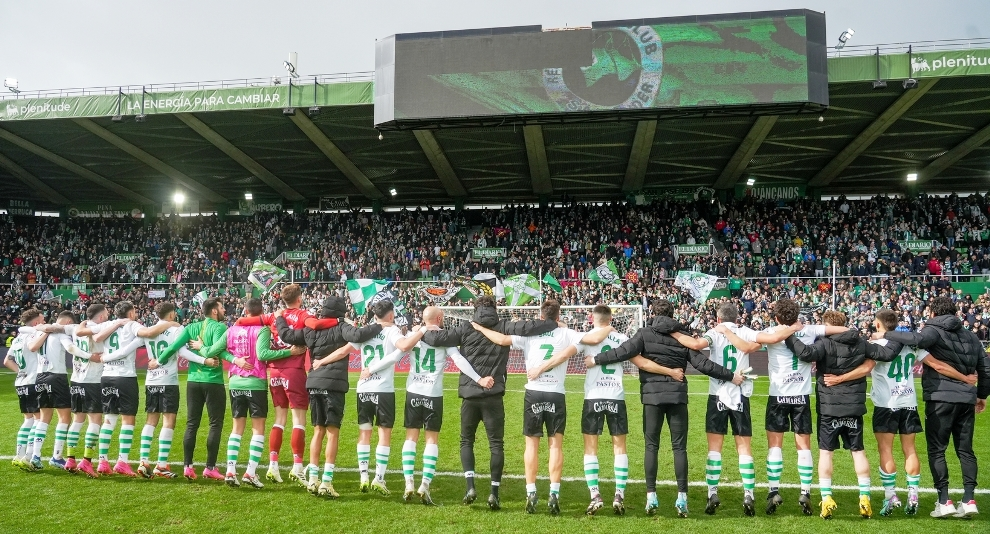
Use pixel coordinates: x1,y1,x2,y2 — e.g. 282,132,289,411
281,251,311,262
0,82,372,122
7,199,34,215
115,253,143,262
472,248,507,259
901,240,937,253
829,49,990,83
675,244,711,255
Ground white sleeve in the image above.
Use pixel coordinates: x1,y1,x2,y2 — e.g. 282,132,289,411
349,342,361,352
914,348,929,362
102,335,145,362
19,326,36,335
367,348,402,375
807,325,827,338
510,335,526,351
59,334,91,359
447,347,481,383
567,329,584,348
738,328,759,343
178,346,207,365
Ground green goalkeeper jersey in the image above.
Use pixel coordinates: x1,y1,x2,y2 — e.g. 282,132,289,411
158,318,234,385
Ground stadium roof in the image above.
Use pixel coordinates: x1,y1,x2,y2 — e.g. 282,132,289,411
1,43,989,213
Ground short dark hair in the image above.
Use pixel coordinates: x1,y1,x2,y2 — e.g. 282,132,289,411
651,300,674,318
202,297,221,317
541,300,560,322
114,301,134,319
20,308,41,325
58,311,77,322
86,304,106,320
875,309,898,331
929,296,957,317
246,298,263,316
155,301,176,319
475,295,496,309
592,304,611,321
716,303,738,323
372,300,394,319
772,299,800,326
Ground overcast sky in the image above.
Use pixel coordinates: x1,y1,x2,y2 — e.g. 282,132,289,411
1,0,985,91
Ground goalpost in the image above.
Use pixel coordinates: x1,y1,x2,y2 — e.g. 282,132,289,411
438,305,644,375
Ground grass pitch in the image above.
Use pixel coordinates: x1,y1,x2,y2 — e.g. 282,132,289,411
0,372,987,533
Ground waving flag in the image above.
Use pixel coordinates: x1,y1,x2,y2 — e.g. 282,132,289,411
345,278,389,315
588,260,621,285
472,273,504,299
248,260,287,293
542,272,563,293
192,290,210,307
504,274,541,306
674,271,719,303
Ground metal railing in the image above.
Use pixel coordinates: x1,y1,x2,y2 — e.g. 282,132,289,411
0,71,375,101
829,38,990,58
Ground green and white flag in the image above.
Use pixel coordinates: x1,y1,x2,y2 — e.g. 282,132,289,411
504,274,541,306
247,260,287,293
674,270,719,303
542,272,563,293
191,290,209,307
588,259,621,285
345,278,388,315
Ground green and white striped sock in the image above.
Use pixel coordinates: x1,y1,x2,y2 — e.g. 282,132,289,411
307,463,320,483
139,424,155,462
402,440,417,486
858,476,871,497
32,421,49,459
225,433,241,475
98,416,117,461
422,443,438,486
156,428,173,468
54,423,68,459
357,444,371,478
766,447,783,491
880,468,897,500
118,424,134,462
66,422,82,458
322,462,335,483
375,445,390,480
739,454,756,497
246,434,264,477
820,477,832,498
16,418,34,459
797,449,814,494
706,451,722,496
614,454,628,498
584,454,600,498
84,422,99,459
907,473,920,497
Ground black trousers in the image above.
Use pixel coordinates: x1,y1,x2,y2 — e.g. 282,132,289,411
460,396,505,486
925,401,978,495
643,403,689,492
183,381,227,468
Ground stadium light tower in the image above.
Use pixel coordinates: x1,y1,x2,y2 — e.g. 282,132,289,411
173,192,185,205
3,78,19,94
906,173,918,182
835,28,854,50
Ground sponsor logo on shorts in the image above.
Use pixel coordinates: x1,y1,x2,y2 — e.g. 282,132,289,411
828,417,859,430
16,386,30,396
35,383,52,393
776,395,807,405
309,389,330,395
70,386,85,396
147,386,166,394
530,402,557,414
592,401,619,414
270,377,289,389
888,406,917,412
102,387,120,397
359,393,379,404
231,390,254,398
410,397,434,410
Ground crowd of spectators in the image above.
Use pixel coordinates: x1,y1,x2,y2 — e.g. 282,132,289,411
4,192,990,344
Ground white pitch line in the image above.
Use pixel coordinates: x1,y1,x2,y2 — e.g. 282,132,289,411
2,456,984,494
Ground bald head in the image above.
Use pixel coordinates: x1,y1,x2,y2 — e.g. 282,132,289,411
422,306,443,326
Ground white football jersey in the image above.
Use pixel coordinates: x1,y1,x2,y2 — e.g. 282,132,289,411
7,332,39,387
96,321,143,378
354,325,404,393
406,342,462,398
703,322,756,397
145,325,185,386
71,321,105,384
513,327,584,394
580,328,629,400
741,324,825,397
36,326,76,375
869,339,928,409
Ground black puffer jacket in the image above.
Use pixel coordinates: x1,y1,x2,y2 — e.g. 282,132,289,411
785,330,901,417
885,315,990,403
421,306,557,399
275,317,382,393
594,316,734,405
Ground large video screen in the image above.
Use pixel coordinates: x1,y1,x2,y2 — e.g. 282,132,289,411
374,10,827,127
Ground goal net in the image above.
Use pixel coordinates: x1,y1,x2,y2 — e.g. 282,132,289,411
438,305,644,375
